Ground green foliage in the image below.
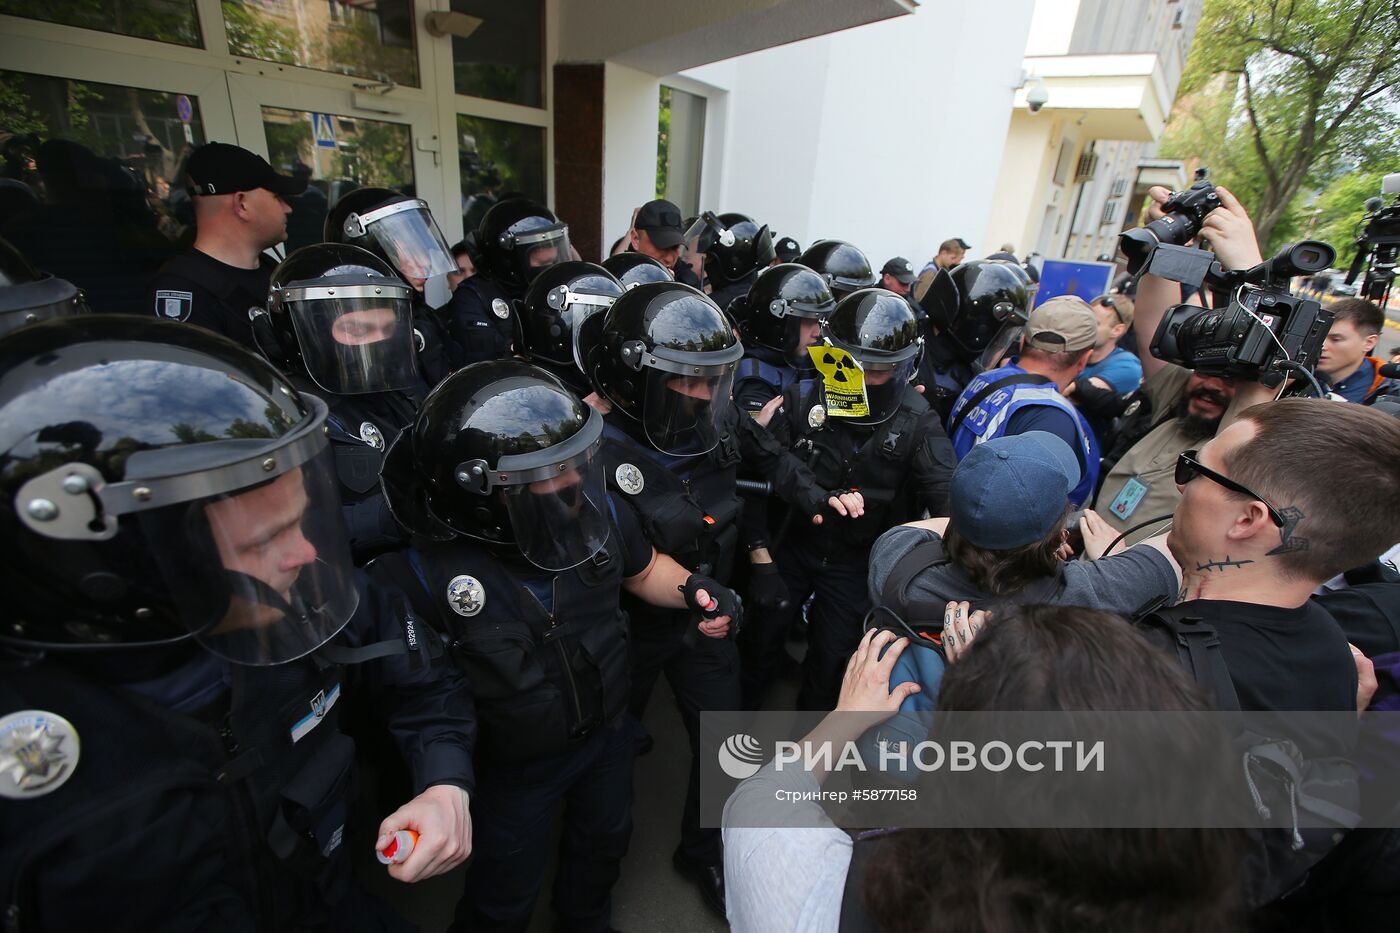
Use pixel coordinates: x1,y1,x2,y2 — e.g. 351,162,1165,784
321,14,417,87
656,85,672,201
330,118,411,188
222,0,299,64
1161,0,1400,249
0,73,47,137
457,114,544,202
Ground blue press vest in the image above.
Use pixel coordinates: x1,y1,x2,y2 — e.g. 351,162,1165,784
947,362,1100,505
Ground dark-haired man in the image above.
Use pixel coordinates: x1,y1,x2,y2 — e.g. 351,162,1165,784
1318,298,1398,405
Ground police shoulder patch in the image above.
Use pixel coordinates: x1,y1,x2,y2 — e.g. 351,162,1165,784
446,575,486,617
615,463,645,495
0,710,80,799
491,298,511,320
359,421,385,450
154,290,194,322
808,404,827,428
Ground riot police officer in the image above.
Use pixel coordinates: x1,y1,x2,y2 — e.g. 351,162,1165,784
253,243,426,562
585,282,847,914
913,257,1032,418
601,251,673,289
703,212,775,312
795,239,878,300
741,289,955,711
514,260,624,396
0,235,87,336
375,360,739,932
324,186,461,388
728,262,836,415
0,316,474,932
445,198,572,369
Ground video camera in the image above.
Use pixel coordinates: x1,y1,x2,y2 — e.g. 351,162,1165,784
1343,172,1400,308
1148,241,1336,387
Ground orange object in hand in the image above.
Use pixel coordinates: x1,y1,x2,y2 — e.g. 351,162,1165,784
376,829,419,865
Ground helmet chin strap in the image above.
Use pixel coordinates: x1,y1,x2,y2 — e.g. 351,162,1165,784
224,570,317,623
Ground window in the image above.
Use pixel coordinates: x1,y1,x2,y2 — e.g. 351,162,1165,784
1100,201,1121,226
0,0,201,47
222,0,419,87
0,69,207,310
450,0,543,108
655,85,706,218
457,113,545,234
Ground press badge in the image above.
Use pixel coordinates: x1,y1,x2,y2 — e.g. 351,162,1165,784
1107,476,1149,522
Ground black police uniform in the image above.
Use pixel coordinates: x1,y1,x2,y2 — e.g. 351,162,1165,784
601,406,826,869
914,330,977,421
742,379,954,709
0,577,474,933
733,344,811,414
708,273,756,317
410,298,457,389
444,275,517,368
146,248,276,349
376,503,653,932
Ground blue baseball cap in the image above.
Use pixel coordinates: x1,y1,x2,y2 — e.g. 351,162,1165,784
949,432,1080,550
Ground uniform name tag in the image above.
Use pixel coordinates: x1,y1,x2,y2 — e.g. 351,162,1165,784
1107,476,1149,522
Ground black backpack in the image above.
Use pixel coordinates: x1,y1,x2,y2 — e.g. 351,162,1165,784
1135,606,1362,908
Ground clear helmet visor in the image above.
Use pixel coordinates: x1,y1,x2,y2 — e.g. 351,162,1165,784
976,322,1025,373
641,365,737,457
287,294,419,394
144,448,358,666
500,453,611,571
357,203,457,307
512,226,572,287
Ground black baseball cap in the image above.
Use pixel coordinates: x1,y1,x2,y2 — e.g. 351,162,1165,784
186,142,308,197
774,235,801,263
633,199,685,248
881,256,915,285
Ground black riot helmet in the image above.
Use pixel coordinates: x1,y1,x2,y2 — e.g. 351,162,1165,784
732,262,835,359
704,212,776,286
325,187,457,309
918,258,1031,370
589,282,743,457
0,316,359,665
516,260,624,394
476,197,572,293
601,252,673,289
796,240,878,297
379,360,610,571
819,288,923,425
0,235,87,336
262,243,419,396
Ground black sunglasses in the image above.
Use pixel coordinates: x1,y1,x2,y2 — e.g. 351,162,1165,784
1094,294,1127,325
1175,450,1285,527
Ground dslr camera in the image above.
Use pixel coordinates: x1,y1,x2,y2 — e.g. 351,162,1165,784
1343,172,1400,307
1119,168,1222,275
1150,241,1336,387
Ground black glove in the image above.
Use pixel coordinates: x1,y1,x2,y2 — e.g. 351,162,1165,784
748,562,791,613
680,573,744,636
1071,378,1128,418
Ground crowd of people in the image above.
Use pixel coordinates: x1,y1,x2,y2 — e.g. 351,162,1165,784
1,138,1398,933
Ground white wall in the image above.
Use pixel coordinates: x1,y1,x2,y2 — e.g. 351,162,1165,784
679,0,1036,269
601,61,662,249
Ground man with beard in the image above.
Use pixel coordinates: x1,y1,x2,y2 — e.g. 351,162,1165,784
1092,184,1261,548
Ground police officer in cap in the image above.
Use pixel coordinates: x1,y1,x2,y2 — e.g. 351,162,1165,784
254,243,427,562
374,359,740,932
796,238,880,302
586,281,856,914
445,198,572,368
703,212,776,313
146,142,305,348
324,186,461,388
913,257,1033,419
742,288,955,710
0,234,87,336
0,316,474,932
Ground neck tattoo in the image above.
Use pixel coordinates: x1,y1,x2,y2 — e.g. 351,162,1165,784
1195,556,1255,572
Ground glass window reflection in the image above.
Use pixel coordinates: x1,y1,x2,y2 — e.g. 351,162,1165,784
222,0,419,88
0,0,201,47
449,0,543,107
457,114,544,235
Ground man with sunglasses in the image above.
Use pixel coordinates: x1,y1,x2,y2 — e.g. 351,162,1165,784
1068,293,1144,448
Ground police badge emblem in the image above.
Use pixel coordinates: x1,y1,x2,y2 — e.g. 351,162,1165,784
359,421,385,450
154,289,193,322
808,405,827,428
0,710,80,799
615,463,645,495
491,298,511,320
446,575,486,617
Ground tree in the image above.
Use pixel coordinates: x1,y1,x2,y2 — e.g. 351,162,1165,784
1161,0,1400,248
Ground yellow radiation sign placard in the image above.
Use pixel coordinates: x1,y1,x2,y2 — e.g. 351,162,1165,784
807,341,868,418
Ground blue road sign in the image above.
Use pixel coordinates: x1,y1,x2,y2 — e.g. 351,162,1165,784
1033,259,1116,307
312,112,338,149
175,94,193,123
